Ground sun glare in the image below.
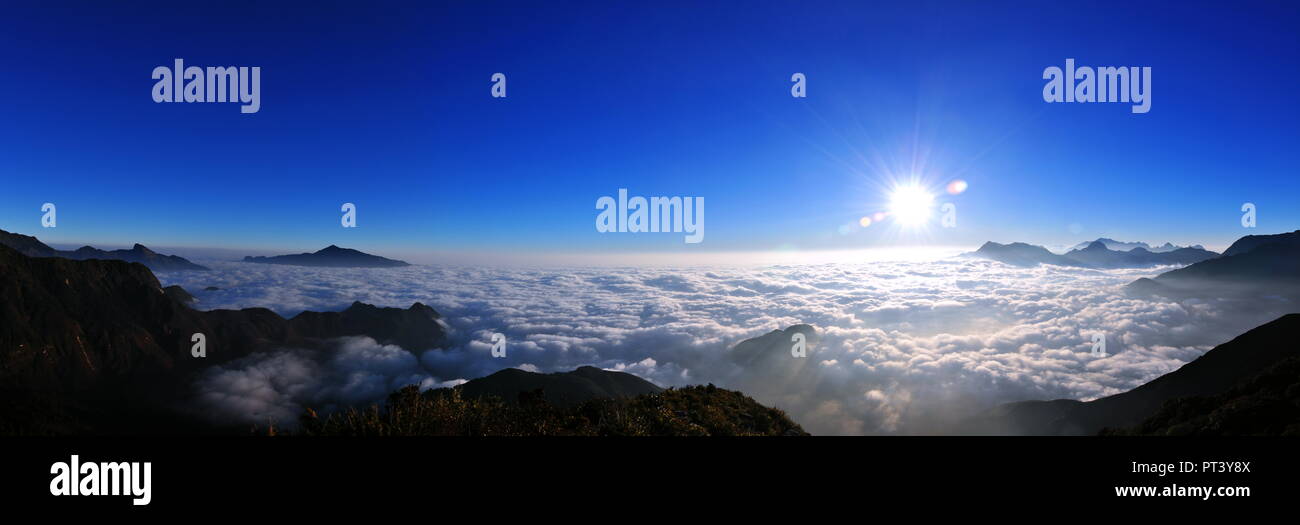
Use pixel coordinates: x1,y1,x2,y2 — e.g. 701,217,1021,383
888,185,935,227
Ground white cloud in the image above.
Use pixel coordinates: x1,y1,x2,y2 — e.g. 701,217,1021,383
162,257,1296,434
192,337,449,427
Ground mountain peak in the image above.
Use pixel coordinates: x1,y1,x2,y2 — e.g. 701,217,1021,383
0,228,206,271
973,238,1216,269
1221,230,1300,257
408,302,440,319
455,365,664,407
1130,230,1300,300
245,245,410,268
1064,238,1209,252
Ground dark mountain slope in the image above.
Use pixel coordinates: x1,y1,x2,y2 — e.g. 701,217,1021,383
0,228,59,257
1147,242,1300,283
243,245,410,268
0,242,202,392
1221,230,1300,257
1125,230,1300,301
301,381,807,436
164,285,196,305
1105,356,1300,436
455,366,664,407
961,314,1300,435
0,228,207,271
0,243,445,434
288,301,444,351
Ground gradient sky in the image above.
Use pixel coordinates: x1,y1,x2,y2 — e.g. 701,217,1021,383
1,0,1296,257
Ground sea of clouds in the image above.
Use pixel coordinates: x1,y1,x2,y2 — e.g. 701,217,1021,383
157,256,1291,435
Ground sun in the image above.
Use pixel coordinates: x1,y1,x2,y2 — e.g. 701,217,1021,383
888,185,935,227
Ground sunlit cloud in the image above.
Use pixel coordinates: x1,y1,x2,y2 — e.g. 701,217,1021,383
160,257,1292,434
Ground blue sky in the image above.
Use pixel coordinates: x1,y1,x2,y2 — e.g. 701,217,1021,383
1,0,1296,256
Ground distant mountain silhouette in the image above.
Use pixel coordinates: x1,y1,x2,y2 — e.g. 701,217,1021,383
0,228,208,271
243,245,410,268
1067,238,1204,253
0,243,443,434
1125,229,1300,301
1062,241,1217,268
970,240,1217,268
454,366,664,407
960,313,1300,435
969,242,1065,267
730,324,819,367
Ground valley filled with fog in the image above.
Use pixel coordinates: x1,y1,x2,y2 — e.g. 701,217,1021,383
158,255,1287,435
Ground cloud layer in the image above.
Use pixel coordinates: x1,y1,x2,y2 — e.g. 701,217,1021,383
160,256,1295,434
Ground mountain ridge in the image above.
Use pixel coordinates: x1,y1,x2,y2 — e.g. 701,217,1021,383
301,379,808,436
449,365,664,407
243,245,410,268
0,228,208,271
1067,237,1204,253
1125,229,1300,301
0,242,798,436
969,239,1217,268
0,242,444,434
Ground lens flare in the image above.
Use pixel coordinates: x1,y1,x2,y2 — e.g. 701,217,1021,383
946,179,968,195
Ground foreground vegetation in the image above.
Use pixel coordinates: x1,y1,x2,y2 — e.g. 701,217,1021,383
1103,356,1300,436
298,384,808,436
